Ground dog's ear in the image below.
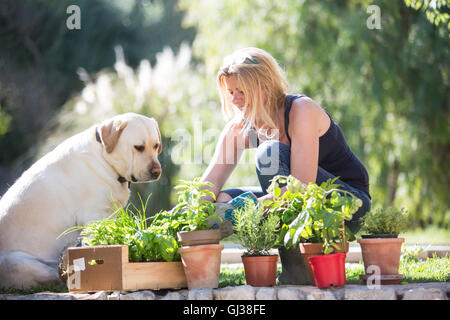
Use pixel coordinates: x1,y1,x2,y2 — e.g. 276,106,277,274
98,119,128,153
153,118,162,154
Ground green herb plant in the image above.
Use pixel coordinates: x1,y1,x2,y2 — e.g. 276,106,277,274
59,179,222,262
59,195,180,262
265,175,363,254
360,207,409,236
233,200,281,256
168,178,221,231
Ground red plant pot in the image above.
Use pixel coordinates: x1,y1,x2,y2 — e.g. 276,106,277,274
309,253,346,289
300,242,349,285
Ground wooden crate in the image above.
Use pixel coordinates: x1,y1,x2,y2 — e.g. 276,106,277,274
67,245,187,292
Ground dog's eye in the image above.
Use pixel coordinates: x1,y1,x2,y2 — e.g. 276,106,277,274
134,145,145,152
153,143,160,151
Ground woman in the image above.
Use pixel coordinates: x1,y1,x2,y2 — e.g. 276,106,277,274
201,47,371,284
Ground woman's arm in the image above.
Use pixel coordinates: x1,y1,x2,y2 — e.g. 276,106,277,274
200,118,248,201
288,97,322,184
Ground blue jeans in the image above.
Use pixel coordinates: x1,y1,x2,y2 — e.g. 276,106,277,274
221,140,371,234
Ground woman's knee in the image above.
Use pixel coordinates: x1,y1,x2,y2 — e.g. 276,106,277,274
255,140,290,176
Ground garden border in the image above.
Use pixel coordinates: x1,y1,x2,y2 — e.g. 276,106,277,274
1,282,448,300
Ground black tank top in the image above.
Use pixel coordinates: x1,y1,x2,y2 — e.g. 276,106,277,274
284,94,370,197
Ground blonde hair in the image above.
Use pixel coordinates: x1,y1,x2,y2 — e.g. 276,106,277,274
217,47,289,136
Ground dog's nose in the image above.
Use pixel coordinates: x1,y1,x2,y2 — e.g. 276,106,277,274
150,166,161,179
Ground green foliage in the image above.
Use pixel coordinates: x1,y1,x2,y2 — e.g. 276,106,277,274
218,264,248,288
404,0,450,29
60,195,180,262
60,178,221,261
169,178,220,231
361,207,410,236
0,0,195,200
233,201,281,256
266,175,362,254
401,244,424,264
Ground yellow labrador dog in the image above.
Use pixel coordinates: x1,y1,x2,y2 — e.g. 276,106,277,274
0,113,162,289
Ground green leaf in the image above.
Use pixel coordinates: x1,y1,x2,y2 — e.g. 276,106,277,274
290,210,310,244
274,186,281,197
283,228,295,248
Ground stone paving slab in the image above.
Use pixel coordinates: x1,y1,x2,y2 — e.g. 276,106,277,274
1,282,448,300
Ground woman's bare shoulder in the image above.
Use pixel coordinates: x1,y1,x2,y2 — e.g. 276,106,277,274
289,95,330,136
291,96,322,119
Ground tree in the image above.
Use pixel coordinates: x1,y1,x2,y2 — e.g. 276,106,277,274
0,0,195,187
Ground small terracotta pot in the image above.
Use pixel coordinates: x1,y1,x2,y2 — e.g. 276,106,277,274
178,244,224,289
241,255,278,287
300,242,349,286
177,229,221,246
357,237,404,283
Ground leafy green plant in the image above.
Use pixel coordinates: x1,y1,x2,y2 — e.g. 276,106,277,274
59,179,221,262
60,195,180,262
168,178,221,231
361,207,409,236
265,175,363,254
233,201,281,256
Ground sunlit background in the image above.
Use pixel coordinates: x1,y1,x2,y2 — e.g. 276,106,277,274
0,0,448,238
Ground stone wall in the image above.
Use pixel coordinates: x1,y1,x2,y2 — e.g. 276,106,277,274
1,282,448,300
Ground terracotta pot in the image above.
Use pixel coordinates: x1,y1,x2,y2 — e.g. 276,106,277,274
241,255,278,287
300,242,349,286
177,229,221,246
178,244,224,289
357,237,404,284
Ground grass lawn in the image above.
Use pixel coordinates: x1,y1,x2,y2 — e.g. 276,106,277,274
401,226,450,245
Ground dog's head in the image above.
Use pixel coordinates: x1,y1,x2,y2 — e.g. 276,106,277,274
97,113,162,183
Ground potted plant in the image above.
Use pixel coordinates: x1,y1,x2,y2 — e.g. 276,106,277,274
171,178,222,246
357,206,409,285
266,175,362,287
168,178,224,289
61,195,182,263
59,196,188,291
233,200,281,287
